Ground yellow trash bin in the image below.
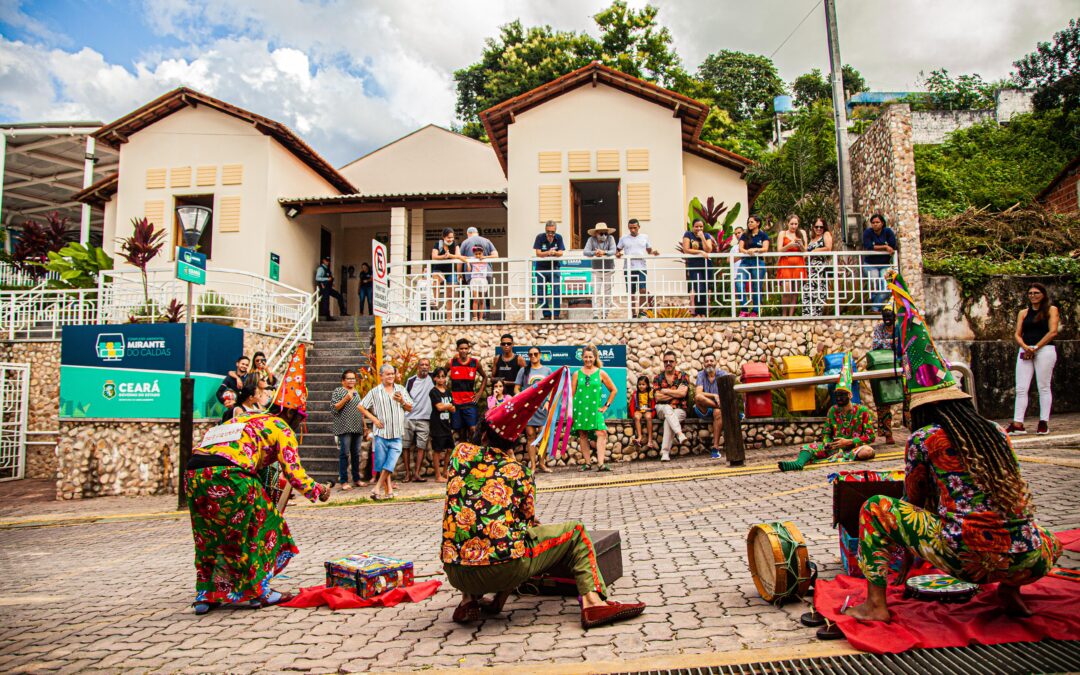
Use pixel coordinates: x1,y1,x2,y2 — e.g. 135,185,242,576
783,355,817,412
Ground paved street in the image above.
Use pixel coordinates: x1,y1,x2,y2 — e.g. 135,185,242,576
1,432,1078,674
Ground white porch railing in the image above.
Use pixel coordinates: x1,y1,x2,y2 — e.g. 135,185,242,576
0,286,98,340
383,250,898,325
0,260,60,288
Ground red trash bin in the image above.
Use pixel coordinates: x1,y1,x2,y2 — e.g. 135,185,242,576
741,362,773,418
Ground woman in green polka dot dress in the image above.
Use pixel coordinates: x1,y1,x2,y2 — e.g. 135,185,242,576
572,345,618,472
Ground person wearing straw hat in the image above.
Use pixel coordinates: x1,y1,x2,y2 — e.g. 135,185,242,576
778,353,877,471
441,367,646,630
843,271,1062,622
583,223,617,319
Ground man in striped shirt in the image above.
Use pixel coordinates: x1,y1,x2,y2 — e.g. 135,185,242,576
359,364,414,500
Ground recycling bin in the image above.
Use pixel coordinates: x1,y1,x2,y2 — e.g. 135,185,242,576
823,352,860,405
866,349,904,406
782,355,817,412
741,361,773,418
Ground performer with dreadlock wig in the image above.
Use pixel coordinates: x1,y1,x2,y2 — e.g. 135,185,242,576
844,272,1062,622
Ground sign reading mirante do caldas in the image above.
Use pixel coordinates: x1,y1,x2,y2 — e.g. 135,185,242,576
60,323,243,420
503,344,628,419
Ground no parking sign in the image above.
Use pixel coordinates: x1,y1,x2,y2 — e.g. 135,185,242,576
372,239,389,317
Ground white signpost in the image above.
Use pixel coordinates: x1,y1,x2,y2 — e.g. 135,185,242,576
372,239,389,365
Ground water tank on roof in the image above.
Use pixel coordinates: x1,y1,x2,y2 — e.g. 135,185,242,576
773,95,794,113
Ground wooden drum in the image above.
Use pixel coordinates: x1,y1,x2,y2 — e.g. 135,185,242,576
747,521,812,604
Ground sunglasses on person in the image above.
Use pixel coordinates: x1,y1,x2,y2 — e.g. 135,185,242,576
813,225,825,230
501,341,513,346
663,359,675,364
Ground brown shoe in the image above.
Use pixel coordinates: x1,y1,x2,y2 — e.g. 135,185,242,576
452,599,481,624
581,601,646,629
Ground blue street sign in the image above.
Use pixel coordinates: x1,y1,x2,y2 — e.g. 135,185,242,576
176,246,206,285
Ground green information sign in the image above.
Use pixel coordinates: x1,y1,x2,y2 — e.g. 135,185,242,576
269,252,280,282
176,246,206,285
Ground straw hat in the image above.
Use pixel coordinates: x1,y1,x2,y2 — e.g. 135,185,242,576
587,223,614,236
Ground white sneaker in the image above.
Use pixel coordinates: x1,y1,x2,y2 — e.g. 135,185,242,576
676,432,688,444
660,451,670,462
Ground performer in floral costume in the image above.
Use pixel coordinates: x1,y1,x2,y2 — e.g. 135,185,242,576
870,303,897,444
778,353,876,471
845,272,1061,621
441,367,645,630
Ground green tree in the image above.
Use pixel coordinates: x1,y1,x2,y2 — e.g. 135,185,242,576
911,69,996,110
791,65,867,108
1013,18,1080,112
593,1,683,86
696,50,785,122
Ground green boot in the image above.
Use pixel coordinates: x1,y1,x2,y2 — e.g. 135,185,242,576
778,449,814,472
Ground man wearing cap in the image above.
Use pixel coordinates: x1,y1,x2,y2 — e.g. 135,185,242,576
315,256,347,320
460,226,498,261
441,367,646,630
583,223,617,319
778,354,876,471
844,271,1061,622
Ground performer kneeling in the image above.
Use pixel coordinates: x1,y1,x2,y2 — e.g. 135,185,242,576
441,369,645,629
187,373,331,614
779,353,875,471
845,274,1061,621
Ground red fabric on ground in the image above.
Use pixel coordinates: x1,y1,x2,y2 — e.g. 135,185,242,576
280,580,441,610
815,529,1080,654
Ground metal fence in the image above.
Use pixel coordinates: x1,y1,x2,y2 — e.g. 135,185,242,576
0,362,30,481
383,250,898,324
0,261,60,288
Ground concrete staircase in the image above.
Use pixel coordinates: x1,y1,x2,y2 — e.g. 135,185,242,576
300,316,373,481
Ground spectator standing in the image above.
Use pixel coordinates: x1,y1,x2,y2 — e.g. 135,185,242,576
776,214,807,317
533,220,565,320
429,368,455,482
447,338,488,442
730,225,749,314
801,218,833,317
616,218,660,317
515,347,554,473
572,345,618,472
583,224,617,319
358,364,414,500
315,256,347,321
491,334,525,395
871,306,898,444
629,375,656,449
682,218,715,317
402,358,434,482
251,351,277,388
216,355,250,411
1007,283,1060,436
357,262,374,315
693,353,728,459
653,351,690,462
432,228,467,317
466,244,492,321
862,213,897,312
331,369,367,490
739,215,770,317
460,226,498,259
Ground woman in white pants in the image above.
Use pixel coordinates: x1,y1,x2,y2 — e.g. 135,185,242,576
1006,283,1059,436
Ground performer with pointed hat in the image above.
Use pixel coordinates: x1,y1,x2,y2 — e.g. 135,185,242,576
440,366,646,629
778,353,877,471
844,271,1062,621
871,301,898,444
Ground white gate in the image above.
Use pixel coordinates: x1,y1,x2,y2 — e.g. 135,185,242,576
0,363,30,481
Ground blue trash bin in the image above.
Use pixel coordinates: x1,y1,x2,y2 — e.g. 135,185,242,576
823,352,861,405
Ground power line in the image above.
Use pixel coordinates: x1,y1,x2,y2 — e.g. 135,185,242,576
770,0,824,59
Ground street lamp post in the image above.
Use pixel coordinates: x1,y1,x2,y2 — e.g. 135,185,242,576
175,205,212,510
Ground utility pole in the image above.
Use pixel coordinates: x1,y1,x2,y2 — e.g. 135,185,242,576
824,0,854,245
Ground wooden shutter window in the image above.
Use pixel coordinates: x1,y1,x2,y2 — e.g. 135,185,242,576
143,200,165,228
170,166,192,188
218,196,241,232
626,149,650,171
196,166,217,187
145,168,166,189
567,150,591,173
221,164,244,185
596,150,619,171
538,185,562,223
626,183,651,221
538,151,562,173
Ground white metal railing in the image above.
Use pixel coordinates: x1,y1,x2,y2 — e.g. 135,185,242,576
0,362,30,481
0,286,98,340
267,288,318,375
383,250,898,324
0,260,60,287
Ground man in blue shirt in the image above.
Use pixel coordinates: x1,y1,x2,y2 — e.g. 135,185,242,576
532,220,565,320
692,353,728,459
315,256,347,320
861,214,897,312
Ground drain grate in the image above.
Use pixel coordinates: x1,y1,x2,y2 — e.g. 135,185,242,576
612,639,1080,675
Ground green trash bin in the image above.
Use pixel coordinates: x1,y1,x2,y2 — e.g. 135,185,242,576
866,349,904,405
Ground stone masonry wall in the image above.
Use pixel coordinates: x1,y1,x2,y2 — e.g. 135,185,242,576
850,104,924,305
0,341,60,479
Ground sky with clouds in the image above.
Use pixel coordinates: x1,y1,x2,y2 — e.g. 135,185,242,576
1,0,1075,166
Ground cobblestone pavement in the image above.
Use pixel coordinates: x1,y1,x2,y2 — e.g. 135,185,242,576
0,437,1078,673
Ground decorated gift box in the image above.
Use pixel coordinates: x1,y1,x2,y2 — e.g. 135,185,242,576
325,553,414,598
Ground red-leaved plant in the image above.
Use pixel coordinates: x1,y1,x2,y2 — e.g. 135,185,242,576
117,217,166,309
12,212,72,275
163,298,185,323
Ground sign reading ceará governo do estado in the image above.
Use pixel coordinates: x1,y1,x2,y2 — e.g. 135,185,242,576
60,323,242,420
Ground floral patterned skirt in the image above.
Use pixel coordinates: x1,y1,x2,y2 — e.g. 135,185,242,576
187,466,299,603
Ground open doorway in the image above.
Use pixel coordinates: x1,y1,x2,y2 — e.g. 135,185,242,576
570,180,620,249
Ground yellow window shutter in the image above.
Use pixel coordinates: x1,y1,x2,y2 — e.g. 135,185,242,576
626,183,651,221
218,196,241,232
596,150,619,171
143,200,165,228
538,151,562,173
222,164,244,185
145,168,166,189
170,166,192,188
626,149,650,171
538,185,562,223
568,150,591,172
196,166,217,187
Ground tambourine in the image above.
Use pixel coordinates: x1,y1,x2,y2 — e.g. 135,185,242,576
903,574,978,603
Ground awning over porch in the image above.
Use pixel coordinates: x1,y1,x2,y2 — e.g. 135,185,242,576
277,190,507,215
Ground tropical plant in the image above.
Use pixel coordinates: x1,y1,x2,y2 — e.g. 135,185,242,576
197,290,233,324
1013,18,1080,113
163,299,185,323
117,217,165,308
906,69,997,110
127,300,162,323
11,212,72,274
643,306,692,319
791,65,868,108
687,197,742,251
41,242,113,289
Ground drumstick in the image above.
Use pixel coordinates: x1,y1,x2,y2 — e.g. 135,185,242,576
840,595,851,614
